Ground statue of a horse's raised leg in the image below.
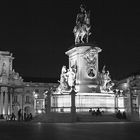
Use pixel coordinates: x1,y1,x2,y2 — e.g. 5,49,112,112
81,32,85,43
86,35,88,43
75,33,80,44
75,35,78,44
81,37,84,43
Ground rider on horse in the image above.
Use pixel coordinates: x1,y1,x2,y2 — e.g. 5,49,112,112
73,5,91,44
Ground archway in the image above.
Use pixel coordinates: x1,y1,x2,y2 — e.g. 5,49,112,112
24,106,31,114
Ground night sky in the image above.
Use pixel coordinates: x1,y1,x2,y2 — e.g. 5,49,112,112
0,0,140,82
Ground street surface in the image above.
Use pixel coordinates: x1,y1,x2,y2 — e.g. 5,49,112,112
0,121,140,140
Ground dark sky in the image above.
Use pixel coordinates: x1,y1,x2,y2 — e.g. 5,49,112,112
0,0,140,81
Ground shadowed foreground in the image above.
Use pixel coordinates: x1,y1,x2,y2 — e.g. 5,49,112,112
0,122,140,140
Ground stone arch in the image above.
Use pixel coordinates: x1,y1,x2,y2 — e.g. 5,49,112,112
24,106,31,114
12,105,20,119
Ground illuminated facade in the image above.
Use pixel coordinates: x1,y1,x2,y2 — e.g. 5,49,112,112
116,76,140,120
0,51,58,119
0,51,22,116
12,82,58,118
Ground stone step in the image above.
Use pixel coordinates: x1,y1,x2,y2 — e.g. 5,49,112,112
32,113,128,123
32,113,74,123
76,113,127,122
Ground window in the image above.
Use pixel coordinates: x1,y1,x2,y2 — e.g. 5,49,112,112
26,90,30,93
35,89,39,93
25,96,30,103
13,95,18,103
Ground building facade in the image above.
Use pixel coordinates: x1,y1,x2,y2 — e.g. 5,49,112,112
116,75,140,120
0,51,58,119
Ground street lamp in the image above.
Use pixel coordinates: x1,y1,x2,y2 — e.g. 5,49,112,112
114,89,119,111
43,90,48,98
119,90,123,97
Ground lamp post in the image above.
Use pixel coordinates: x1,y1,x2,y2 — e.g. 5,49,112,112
115,89,119,111
43,90,48,113
22,92,24,121
119,90,123,97
70,86,77,122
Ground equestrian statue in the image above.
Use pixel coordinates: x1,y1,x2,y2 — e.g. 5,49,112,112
73,4,91,44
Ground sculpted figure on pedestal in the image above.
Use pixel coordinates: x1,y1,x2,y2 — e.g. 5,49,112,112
100,66,114,92
58,66,76,93
1,62,7,75
58,66,69,91
67,67,76,87
73,4,91,44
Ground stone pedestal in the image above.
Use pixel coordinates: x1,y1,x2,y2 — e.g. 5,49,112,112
65,44,102,93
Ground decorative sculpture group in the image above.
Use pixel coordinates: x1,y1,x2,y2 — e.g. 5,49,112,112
10,69,23,81
99,66,114,92
73,4,91,44
1,62,7,75
84,49,97,78
57,5,115,94
57,66,76,93
0,62,23,84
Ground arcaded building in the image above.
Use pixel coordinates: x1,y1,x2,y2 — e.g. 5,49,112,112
0,51,58,119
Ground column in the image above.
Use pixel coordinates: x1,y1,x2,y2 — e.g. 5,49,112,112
46,91,51,114
34,98,36,113
21,93,24,120
130,91,133,114
10,93,13,115
70,87,76,122
138,94,140,120
8,87,13,115
114,95,118,111
0,88,1,114
126,91,132,120
4,91,8,115
0,91,3,115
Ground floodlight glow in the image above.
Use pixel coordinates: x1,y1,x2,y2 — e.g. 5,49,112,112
122,83,129,90
38,110,42,114
34,93,38,98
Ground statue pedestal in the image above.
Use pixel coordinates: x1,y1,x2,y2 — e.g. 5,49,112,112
65,44,102,93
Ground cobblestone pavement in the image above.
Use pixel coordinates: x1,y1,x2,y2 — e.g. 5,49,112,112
0,121,140,140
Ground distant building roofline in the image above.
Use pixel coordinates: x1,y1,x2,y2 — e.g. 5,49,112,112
0,51,10,55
